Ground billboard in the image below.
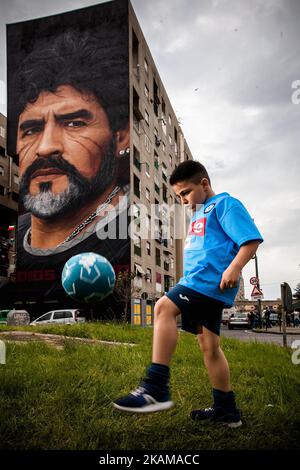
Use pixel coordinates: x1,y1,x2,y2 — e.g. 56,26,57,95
4,0,130,317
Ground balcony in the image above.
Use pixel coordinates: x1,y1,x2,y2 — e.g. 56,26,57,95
134,157,141,171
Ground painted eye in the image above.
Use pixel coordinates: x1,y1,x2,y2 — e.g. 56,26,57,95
66,121,86,128
22,126,42,137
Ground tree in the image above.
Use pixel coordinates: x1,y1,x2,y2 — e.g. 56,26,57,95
113,270,140,322
293,283,300,300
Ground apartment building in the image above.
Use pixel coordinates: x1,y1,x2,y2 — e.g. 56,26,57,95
0,113,18,282
129,2,192,325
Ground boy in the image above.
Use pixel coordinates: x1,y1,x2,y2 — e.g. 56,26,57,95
113,160,263,427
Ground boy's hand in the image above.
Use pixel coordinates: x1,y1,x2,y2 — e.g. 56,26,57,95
219,265,241,291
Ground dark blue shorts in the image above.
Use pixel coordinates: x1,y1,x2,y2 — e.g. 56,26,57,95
166,284,225,336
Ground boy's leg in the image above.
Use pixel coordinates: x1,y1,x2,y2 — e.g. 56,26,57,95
152,296,181,365
113,296,181,413
191,326,242,427
197,327,231,392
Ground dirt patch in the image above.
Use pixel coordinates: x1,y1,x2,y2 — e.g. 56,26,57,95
0,331,136,350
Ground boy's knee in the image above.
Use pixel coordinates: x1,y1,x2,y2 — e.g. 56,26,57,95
154,296,178,322
198,335,220,358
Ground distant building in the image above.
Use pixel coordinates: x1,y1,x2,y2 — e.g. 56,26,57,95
0,113,18,283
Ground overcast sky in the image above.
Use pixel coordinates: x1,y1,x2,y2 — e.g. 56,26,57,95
0,0,299,301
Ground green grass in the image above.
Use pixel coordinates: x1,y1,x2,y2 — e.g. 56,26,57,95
0,323,300,450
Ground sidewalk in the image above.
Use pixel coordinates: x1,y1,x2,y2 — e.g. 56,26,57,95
253,326,300,335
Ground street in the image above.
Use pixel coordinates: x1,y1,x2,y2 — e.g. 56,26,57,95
220,325,300,347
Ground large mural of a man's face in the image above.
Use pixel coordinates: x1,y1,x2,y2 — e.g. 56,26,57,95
4,0,130,316
17,84,128,221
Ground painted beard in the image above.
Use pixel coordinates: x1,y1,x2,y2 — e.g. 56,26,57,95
19,138,117,221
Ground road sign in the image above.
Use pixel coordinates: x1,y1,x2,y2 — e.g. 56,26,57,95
251,285,264,300
250,277,258,286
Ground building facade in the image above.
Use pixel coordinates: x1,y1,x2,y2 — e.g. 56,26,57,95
0,113,18,283
2,0,192,322
129,2,192,325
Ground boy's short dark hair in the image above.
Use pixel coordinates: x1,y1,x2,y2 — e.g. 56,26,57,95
169,160,211,186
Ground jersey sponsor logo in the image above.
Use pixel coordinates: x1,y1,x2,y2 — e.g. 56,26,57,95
179,294,190,302
188,218,206,236
204,203,216,214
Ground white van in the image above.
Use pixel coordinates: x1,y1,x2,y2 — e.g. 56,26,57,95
222,307,236,325
30,309,86,325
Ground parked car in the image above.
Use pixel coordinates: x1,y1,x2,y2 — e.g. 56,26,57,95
0,309,10,325
228,312,251,330
30,309,86,326
269,313,279,326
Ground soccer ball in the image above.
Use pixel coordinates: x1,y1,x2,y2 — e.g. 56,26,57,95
61,252,116,304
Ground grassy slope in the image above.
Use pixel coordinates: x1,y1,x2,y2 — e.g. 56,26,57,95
0,323,299,450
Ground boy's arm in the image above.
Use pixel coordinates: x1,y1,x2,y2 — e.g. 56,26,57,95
219,240,261,292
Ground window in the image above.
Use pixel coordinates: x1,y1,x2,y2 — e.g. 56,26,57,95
146,241,151,256
133,87,143,121
0,126,5,138
144,134,151,153
145,162,150,177
133,111,140,133
132,29,139,71
134,174,140,198
36,312,52,322
170,236,174,248
146,267,152,282
154,174,159,194
145,109,149,125
13,174,19,185
169,154,173,167
145,187,150,201
144,58,149,74
169,134,172,146
0,146,5,157
153,78,160,116
146,215,151,233
133,146,141,170
174,127,178,142
162,163,167,182
134,235,141,256
144,84,149,99
162,183,168,203
53,311,72,320
161,98,166,116
133,203,140,229
0,166,4,177
0,185,5,196
156,272,162,292
170,258,174,269
168,114,172,126
162,142,166,153
155,248,161,267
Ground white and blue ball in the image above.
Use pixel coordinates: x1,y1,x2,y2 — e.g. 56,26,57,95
61,252,115,303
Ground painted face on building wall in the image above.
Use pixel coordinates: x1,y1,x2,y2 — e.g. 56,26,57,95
17,85,119,220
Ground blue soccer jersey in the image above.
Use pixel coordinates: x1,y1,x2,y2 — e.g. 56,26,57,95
179,192,263,306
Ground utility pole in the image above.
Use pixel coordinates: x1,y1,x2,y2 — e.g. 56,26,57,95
254,254,262,316
281,282,292,348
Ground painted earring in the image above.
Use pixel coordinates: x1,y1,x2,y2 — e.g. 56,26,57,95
119,148,130,156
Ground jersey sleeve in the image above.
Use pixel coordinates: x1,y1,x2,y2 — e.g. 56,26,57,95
217,198,263,248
